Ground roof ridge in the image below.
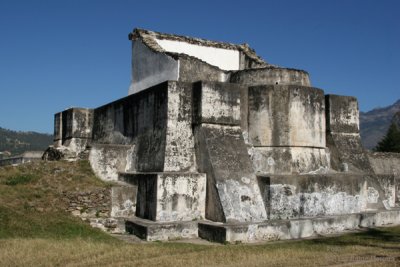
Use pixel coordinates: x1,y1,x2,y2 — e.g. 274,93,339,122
129,28,268,66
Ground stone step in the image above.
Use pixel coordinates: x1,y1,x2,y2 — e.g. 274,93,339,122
125,217,199,241
199,209,400,243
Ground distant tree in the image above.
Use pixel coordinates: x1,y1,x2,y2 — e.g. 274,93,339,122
375,122,400,152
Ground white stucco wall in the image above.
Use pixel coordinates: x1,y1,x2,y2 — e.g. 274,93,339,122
128,40,179,95
155,39,240,71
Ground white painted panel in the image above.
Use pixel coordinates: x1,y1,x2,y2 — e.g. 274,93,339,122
155,39,240,71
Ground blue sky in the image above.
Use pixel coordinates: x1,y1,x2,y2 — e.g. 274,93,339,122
0,0,399,133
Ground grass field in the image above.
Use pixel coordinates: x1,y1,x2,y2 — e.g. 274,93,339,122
1,161,399,266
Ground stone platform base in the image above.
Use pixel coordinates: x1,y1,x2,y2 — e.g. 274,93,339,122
125,209,400,243
198,209,400,243
125,217,199,241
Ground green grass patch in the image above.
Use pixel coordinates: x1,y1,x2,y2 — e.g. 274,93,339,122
4,174,37,186
0,206,116,243
0,161,115,243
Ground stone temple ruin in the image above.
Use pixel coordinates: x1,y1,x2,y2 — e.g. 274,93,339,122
48,28,400,243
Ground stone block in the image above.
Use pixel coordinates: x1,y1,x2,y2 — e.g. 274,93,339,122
61,138,89,156
368,152,400,175
199,209,400,243
111,184,137,217
249,147,329,174
359,210,400,227
312,214,361,235
125,217,199,241
199,220,296,243
61,108,93,141
248,85,325,147
134,172,206,222
53,112,62,145
325,95,370,173
375,174,397,208
230,67,311,87
92,82,169,172
257,173,388,220
89,144,134,181
327,132,373,173
91,81,196,173
179,56,228,84
193,81,242,126
163,82,196,172
129,39,179,94
326,94,359,134
195,124,267,222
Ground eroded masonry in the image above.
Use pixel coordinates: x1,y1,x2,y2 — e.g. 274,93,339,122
47,28,400,243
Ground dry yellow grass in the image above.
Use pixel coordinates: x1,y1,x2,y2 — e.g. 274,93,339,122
0,227,399,267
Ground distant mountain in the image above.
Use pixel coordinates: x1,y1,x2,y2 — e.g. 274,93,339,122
392,111,400,127
360,99,400,150
0,127,53,157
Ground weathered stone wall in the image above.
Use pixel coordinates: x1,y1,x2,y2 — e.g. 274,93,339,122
163,82,197,172
326,95,359,134
230,67,311,87
375,174,398,208
258,174,386,220
199,210,400,243
54,112,62,146
248,85,325,147
121,173,206,222
111,183,136,218
129,40,179,95
178,56,229,84
53,108,93,157
326,95,373,173
61,108,93,141
62,188,111,219
193,81,267,223
90,81,197,179
195,124,267,223
193,81,242,125
245,85,328,174
368,152,400,175
61,187,129,233
92,82,168,173
89,144,133,181
249,147,329,174
368,152,400,207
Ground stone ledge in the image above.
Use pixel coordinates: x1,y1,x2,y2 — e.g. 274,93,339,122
125,217,199,241
198,209,400,243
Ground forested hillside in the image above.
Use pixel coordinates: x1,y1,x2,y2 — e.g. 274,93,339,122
0,127,52,157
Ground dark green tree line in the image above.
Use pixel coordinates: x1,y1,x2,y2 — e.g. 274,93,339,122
375,122,400,153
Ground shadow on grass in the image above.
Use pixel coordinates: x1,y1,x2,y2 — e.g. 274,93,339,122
308,226,400,250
